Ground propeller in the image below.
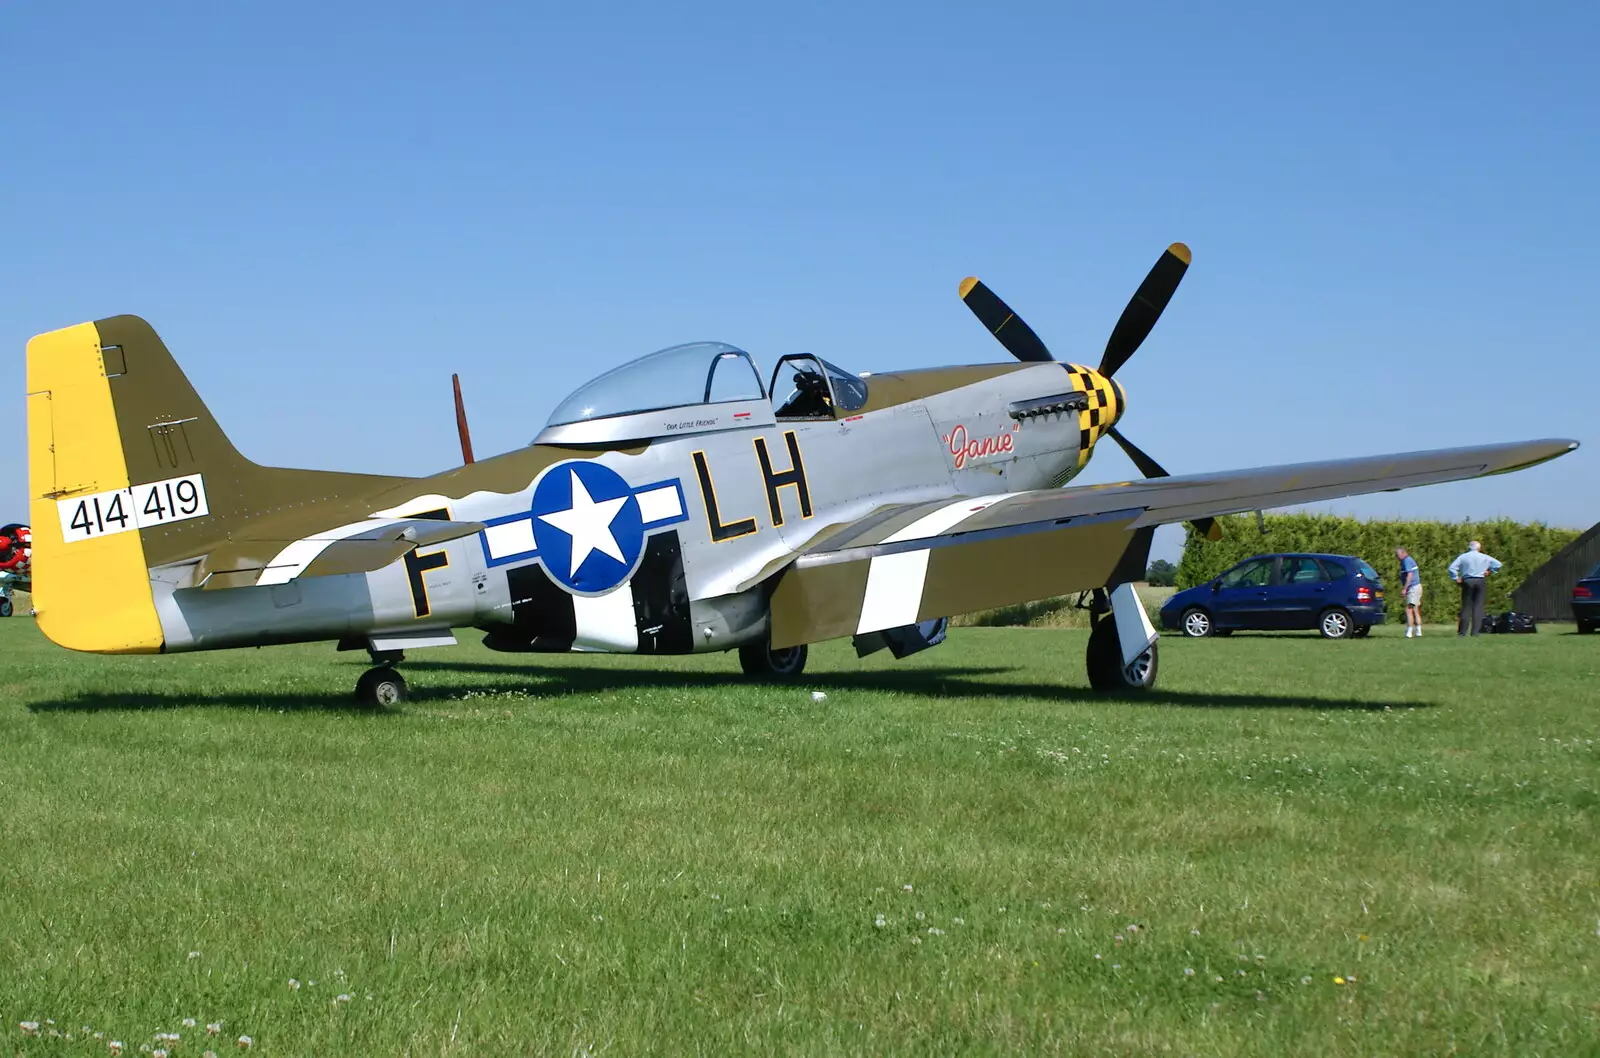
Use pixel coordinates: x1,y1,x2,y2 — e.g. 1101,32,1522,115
960,241,1221,543
1099,242,1190,378
956,277,1054,363
452,373,475,465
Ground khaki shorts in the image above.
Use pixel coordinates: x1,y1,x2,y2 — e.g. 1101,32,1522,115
1405,584,1423,606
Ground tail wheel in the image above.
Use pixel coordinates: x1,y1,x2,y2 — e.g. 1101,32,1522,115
1319,608,1353,639
1086,614,1158,693
739,639,808,681
0,597,11,618
355,666,407,707
1180,608,1214,638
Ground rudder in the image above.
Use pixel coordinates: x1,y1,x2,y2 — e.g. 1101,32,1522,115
27,319,167,652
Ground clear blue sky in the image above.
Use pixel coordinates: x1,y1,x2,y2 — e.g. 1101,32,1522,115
5,1,1595,563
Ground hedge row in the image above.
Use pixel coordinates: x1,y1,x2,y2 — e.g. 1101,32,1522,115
1176,514,1581,624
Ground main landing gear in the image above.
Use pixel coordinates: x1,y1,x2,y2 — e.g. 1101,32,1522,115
739,636,809,681
1085,585,1160,693
355,649,408,707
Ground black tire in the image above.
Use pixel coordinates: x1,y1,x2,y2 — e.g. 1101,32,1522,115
1086,615,1159,693
355,666,407,707
1350,624,1371,638
1179,607,1214,638
1578,621,1596,635
1318,608,1353,639
0,598,11,618
739,639,808,681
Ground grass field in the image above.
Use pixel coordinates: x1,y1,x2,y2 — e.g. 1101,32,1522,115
2,618,1596,1056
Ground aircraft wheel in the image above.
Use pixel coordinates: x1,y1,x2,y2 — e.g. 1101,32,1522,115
739,639,808,681
0,598,11,618
1180,607,1213,637
1086,615,1158,693
355,666,407,707
1318,608,1353,639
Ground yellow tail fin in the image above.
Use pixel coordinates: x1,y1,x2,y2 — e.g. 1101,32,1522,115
27,321,164,652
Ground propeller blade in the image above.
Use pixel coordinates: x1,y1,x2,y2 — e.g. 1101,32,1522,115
1098,242,1190,378
1106,426,1221,541
452,373,476,465
959,277,1055,363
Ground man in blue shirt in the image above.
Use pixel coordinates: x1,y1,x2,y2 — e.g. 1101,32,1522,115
1448,540,1503,636
1395,547,1423,638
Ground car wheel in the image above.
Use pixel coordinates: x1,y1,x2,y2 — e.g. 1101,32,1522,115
739,639,808,681
1180,608,1213,638
1350,624,1371,638
1318,608,1353,639
1578,621,1596,635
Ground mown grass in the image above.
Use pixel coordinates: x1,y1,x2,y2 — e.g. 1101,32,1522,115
2,619,1596,1056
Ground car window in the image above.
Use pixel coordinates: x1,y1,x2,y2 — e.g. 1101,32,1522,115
1317,559,1349,580
1588,561,1600,579
1280,556,1327,584
1355,559,1381,580
1219,558,1273,588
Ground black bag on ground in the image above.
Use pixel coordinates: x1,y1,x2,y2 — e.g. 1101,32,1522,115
1501,612,1537,633
1482,612,1537,634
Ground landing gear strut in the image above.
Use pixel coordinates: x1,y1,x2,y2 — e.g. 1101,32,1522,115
355,649,407,707
1085,586,1159,693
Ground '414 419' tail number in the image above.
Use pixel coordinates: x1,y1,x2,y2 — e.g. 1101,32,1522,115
56,474,210,543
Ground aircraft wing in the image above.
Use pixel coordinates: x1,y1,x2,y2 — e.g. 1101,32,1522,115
768,437,1578,648
194,517,487,590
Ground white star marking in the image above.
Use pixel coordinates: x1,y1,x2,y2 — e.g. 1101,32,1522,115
538,470,630,578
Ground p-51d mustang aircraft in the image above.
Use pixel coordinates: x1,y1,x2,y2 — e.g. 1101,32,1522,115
26,245,1577,704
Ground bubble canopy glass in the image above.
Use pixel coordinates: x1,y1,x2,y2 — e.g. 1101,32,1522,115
544,342,766,428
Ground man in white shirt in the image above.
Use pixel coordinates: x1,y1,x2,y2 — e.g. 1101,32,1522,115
1447,541,1503,636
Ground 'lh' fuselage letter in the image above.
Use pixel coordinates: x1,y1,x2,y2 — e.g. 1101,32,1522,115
753,431,812,528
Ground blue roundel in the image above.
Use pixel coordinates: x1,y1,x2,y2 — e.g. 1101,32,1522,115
529,461,645,595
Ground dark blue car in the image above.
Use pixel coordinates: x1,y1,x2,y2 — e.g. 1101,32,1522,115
1160,553,1387,639
1574,561,1600,634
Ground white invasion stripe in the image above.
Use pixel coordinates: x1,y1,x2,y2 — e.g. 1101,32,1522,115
853,494,1020,635
483,519,536,559
255,520,391,586
635,484,683,524
856,550,931,634
571,586,640,653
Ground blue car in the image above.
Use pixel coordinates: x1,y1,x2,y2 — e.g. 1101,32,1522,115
1574,562,1600,634
1160,553,1387,639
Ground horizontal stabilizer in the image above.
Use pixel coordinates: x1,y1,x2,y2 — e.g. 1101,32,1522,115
197,518,485,589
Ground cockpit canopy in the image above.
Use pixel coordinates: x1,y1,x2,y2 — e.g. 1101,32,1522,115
537,341,870,445
545,342,766,427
